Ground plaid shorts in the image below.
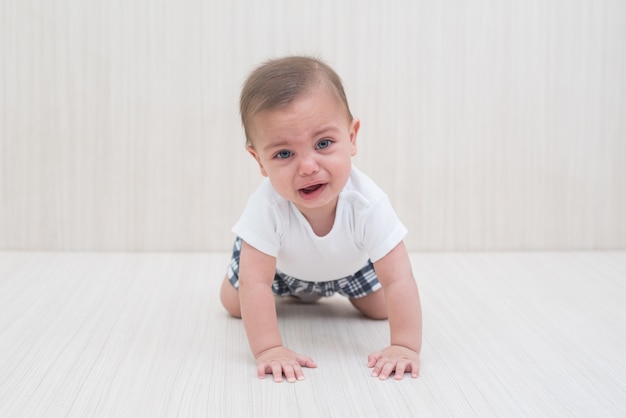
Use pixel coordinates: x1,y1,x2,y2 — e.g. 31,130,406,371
227,237,381,299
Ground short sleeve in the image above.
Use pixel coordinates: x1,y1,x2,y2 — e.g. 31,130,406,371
361,195,407,262
231,181,286,257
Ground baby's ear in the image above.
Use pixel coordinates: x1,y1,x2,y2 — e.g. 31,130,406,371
246,146,269,177
350,118,360,156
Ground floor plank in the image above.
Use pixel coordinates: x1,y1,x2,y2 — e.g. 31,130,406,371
0,252,625,417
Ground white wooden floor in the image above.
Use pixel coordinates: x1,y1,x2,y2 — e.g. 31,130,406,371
0,252,625,417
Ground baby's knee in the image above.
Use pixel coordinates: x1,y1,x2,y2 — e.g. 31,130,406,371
226,307,242,318
220,276,242,318
357,305,388,320
362,310,388,320
349,290,388,320
222,299,242,318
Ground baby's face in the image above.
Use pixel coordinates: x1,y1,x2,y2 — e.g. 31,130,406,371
247,88,359,219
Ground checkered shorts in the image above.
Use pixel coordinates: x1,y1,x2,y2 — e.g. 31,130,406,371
227,237,381,299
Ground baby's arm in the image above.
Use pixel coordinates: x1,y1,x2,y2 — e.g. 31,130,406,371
369,241,422,380
238,240,317,382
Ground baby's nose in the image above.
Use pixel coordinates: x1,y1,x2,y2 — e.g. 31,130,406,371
298,156,320,176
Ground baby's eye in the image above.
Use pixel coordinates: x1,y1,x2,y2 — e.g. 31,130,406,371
275,150,293,159
316,139,332,149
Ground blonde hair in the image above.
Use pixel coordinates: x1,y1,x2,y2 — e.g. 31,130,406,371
240,56,353,146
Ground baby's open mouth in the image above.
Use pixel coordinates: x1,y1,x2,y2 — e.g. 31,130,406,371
300,183,324,195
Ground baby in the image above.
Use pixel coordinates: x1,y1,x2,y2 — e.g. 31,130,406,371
220,56,422,382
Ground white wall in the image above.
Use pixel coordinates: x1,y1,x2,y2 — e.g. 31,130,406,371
1,0,625,251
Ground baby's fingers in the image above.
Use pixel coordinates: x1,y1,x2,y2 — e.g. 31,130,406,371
376,360,397,380
295,355,317,369
408,359,420,378
367,352,382,368
281,364,300,383
368,345,421,380
257,361,273,380
393,359,409,380
257,360,309,383
256,361,288,382
370,358,420,380
270,362,286,382
369,356,387,378
256,347,316,383
258,361,294,382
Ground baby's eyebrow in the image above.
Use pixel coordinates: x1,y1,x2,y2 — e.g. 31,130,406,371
263,140,291,152
312,125,338,137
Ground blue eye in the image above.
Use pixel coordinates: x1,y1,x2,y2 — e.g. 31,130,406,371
275,150,292,159
317,139,332,149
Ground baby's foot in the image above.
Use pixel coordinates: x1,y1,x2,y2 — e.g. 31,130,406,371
291,293,322,303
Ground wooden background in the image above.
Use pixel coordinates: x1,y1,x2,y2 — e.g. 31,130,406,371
1,0,625,251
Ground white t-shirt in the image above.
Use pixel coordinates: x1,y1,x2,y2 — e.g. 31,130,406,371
232,166,407,282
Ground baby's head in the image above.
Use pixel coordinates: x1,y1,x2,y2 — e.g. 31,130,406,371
240,56,353,146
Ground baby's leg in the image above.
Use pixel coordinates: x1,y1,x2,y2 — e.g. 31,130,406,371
349,288,388,320
220,275,242,318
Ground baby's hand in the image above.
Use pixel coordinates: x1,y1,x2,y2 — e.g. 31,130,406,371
368,345,420,380
256,346,317,383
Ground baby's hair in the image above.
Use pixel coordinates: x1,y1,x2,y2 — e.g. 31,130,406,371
240,56,353,146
